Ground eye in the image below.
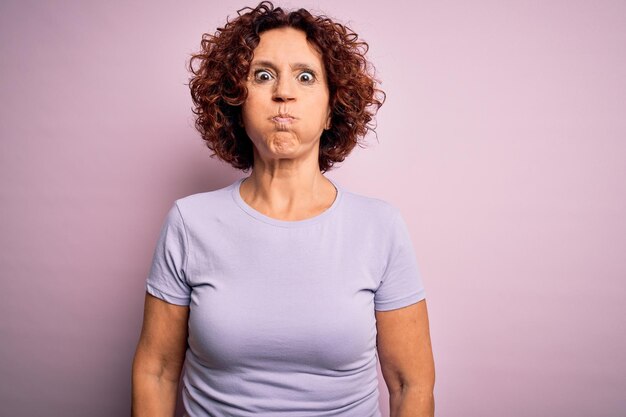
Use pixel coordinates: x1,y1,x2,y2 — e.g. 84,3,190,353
253,69,273,82
298,71,316,83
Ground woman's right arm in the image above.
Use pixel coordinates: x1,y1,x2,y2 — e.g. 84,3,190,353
131,292,190,417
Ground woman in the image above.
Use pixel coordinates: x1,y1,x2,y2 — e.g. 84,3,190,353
131,2,435,416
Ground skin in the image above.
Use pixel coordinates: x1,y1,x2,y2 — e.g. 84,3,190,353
131,26,435,417
239,26,336,220
131,293,189,417
376,300,436,417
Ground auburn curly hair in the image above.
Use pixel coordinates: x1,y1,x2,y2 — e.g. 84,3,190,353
186,1,386,173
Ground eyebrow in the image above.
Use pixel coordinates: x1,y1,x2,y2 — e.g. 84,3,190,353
250,60,321,73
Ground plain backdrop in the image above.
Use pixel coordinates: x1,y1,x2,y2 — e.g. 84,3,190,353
1,1,625,416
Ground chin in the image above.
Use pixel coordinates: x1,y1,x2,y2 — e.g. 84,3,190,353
267,137,300,155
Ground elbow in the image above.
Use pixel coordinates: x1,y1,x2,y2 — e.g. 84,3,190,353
132,346,182,384
400,367,436,397
383,366,436,396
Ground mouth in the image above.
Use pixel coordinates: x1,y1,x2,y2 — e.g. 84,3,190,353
271,116,295,124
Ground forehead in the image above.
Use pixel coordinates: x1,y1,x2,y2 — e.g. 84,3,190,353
252,27,323,68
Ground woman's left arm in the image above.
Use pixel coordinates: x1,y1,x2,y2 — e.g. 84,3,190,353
376,299,435,417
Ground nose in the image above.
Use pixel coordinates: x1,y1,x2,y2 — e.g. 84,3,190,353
272,75,296,103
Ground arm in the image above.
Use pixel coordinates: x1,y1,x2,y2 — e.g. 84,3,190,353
131,292,190,417
376,299,435,417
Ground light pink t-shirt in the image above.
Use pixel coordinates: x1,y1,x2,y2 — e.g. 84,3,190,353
146,176,426,416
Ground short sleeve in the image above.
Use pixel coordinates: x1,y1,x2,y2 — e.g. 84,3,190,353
145,202,191,306
374,209,426,311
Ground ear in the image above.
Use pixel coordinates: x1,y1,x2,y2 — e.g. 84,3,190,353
325,110,332,130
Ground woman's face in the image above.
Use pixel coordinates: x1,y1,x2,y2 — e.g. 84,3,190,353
241,27,331,165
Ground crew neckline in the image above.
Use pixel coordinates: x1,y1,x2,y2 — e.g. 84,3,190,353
231,176,343,228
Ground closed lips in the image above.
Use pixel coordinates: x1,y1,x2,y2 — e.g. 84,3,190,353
272,116,295,122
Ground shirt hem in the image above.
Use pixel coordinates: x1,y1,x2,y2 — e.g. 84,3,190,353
374,290,426,311
146,282,191,306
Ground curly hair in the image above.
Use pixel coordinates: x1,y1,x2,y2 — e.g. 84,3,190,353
187,1,386,173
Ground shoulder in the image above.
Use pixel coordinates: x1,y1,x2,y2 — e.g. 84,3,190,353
335,187,406,264
172,181,236,218
338,186,401,228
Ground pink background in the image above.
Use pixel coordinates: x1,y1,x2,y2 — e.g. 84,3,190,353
1,1,625,416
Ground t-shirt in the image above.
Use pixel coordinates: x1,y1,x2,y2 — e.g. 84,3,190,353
145,176,426,417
